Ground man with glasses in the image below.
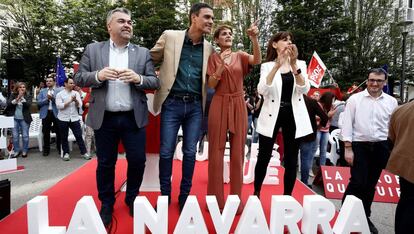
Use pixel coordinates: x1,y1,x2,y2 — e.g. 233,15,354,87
37,74,63,156
341,68,398,234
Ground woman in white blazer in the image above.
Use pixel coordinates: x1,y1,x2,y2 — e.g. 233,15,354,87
254,32,312,197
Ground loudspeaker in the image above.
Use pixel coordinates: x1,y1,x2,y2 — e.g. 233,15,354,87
6,58,24,81
0,179,10,220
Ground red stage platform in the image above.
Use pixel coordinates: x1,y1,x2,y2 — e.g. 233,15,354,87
0,159,325,233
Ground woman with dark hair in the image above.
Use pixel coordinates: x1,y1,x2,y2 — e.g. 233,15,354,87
254,32,312,197
207,23,261,213
315,91,336,166
6,82,32,158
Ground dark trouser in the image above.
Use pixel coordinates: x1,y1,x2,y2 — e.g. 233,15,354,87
341,141,390,217
42,110,61,153
58,120,86,155
254,106,299,195
395,177,414,234
95,111,146,207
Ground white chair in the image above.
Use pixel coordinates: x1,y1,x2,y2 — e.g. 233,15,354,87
0,116,14,157
28,113,44,151
327,129,341,165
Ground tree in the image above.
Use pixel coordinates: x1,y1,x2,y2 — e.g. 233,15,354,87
273,0,352,88
58,0,111,64
343,0,396,85
125,0,184,49
2,0,62,86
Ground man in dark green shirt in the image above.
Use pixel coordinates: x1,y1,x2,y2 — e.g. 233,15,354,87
150,2,214,212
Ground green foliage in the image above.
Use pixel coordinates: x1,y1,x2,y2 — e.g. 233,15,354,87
1,0,183,88
273,0,352,88
125,0,184,48
343,0,396,85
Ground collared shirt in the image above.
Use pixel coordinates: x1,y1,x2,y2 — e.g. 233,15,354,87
105,39,132,112
47,88,55,110
56,89,82,122
341,89,398,142
170,31,203,95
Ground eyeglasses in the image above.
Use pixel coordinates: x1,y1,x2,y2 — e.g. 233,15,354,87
367,79,385,83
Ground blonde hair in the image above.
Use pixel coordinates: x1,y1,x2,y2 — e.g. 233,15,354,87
13,82,26,94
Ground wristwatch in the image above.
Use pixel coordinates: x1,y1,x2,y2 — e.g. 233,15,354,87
293,69,301,75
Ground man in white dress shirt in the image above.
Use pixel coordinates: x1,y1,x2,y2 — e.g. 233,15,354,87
74,8,159,227
341,68,398,234
55,78,89,161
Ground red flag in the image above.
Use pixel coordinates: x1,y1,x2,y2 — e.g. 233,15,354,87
307,52,327,88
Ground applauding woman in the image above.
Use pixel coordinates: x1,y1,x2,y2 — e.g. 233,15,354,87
6,82,32,158
254,32,312,197
207,23,261,213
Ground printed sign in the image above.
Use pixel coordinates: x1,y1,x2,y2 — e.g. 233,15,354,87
307,51,327,88
321,166,400,203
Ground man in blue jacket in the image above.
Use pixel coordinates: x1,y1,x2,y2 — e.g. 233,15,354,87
37,74,63,156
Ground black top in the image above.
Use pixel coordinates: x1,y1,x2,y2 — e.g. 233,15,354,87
253,94,263,118
245,94,254,116
5,93,33,124
281,72,294,103
299,95,329,142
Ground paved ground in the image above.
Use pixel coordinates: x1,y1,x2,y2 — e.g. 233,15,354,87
0,145,396,233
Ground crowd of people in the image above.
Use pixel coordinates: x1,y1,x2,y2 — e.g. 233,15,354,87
1,76,93,161
0,3,413,234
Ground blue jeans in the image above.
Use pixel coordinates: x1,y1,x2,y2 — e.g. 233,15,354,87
299,140,317,185
12,119,29,153
95,111,146,207
315,131,329,166
247,115,253,134
159,96,202,203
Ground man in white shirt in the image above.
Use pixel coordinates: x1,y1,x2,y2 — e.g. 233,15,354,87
74,8,159,227
341,68,398,234
55,78,89,162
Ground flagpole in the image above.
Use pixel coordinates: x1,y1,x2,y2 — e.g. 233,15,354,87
347,79,368,94
326,68,335,83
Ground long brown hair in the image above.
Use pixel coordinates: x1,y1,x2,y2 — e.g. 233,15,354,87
265,31,293,62
319,91,335,112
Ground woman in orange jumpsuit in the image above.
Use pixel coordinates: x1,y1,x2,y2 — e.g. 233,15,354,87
207,23,261,213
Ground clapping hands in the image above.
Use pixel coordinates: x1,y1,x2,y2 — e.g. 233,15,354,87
98,68,141,84
276,44,298,67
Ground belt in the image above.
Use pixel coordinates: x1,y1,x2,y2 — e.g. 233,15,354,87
280,101,291,107
170,93,201,102
354,140,388,145
105,110,133,116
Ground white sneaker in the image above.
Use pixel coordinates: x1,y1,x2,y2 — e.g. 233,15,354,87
63,153,70,161
82,153,92,160
309,171,315,177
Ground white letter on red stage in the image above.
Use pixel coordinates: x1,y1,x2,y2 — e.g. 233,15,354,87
134,196,168,234
301,195,335,234
173,196,208,234
206,195,239,234
27,196,67,234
